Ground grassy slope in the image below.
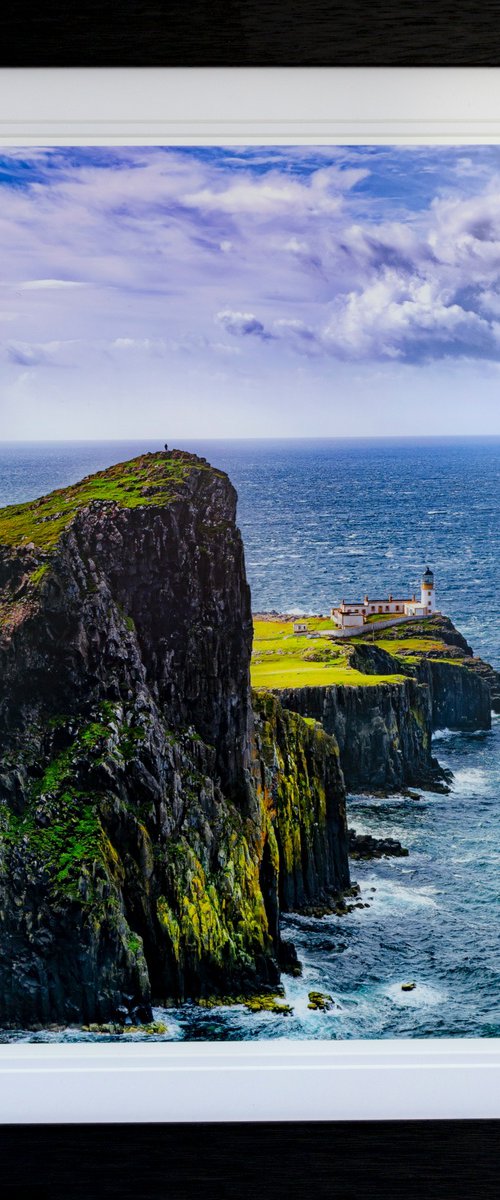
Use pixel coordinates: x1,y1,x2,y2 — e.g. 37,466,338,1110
0,451,220,552
251,618,406,689
374,637,444,654
251,617,463,691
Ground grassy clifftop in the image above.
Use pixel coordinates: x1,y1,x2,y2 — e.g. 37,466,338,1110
251,616,407,689
251,614,468,691
0,450,222,552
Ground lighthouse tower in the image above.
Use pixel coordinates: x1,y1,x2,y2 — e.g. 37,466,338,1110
421,566,436,614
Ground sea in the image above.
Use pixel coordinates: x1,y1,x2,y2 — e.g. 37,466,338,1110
0,436,499,1042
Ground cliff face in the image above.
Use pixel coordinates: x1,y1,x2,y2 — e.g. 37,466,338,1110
416,659,491,731
253,691,350,913
349,635,492,733
0,455,253,804
276,678,438,793
274,616,497,793
0,452,349,1026
374,614,497,727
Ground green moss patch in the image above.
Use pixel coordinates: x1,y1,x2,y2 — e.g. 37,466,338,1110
308,990,334,1011
82,1020,169,1036
195,989,292,1014
0,702,146,906
375,637,445,655
253,690,347,914
244,994,293,1015
158,820,271,976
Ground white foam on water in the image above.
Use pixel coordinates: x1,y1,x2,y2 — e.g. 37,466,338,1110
451,765,491,793
359,877,439,913
383,981,445,1008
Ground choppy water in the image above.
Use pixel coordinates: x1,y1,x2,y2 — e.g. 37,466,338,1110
0,437,499,1041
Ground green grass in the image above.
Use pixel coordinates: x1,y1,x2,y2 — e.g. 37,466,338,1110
375,637,444,655
365,611,404,623
251,658,405,689
251,617,459,689
301,616,335,632
251,618,405,690
0,451,219,551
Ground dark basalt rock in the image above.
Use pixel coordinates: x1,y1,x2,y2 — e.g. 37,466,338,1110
253,690,350,913
0,452,350,1027
348,828,409,859
276,678,441,793
276,614,498,793
416,657,492,731
380,613,500,716
347,641,413,677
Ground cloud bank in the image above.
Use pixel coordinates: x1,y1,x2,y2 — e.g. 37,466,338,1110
1,145,500,436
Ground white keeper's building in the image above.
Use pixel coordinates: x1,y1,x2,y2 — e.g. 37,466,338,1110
332,567,438,631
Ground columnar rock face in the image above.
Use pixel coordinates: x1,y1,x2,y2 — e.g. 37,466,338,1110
277,618,498,793
253,691,350,912
416,659,491,731
0,456,254,806
276,679,437,793
340,629,493,733
377,614,499,718
0,452,350,1026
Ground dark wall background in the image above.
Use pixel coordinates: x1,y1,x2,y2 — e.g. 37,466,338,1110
2,0,500,64
1,1120,500,1199
1,1,499,1195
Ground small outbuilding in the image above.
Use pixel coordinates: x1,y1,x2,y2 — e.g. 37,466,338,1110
293,621,308,634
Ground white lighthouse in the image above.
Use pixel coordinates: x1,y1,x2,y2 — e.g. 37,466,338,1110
421,566,436,614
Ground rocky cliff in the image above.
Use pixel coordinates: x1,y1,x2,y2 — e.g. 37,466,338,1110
253,691,350,912
276,677,440,793
275,616,498,793
416,658,492,731
0,451,349,1026
350,634,492,734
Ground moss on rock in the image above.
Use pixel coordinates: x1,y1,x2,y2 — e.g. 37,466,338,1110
253,690,350,912
0,450,221,553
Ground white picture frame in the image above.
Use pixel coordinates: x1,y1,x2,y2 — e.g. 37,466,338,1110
0,65,499,1123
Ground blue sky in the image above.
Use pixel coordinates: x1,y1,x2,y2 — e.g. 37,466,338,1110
1,144,500,438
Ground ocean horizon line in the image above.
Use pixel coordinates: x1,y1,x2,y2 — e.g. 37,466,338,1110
1,434,500,446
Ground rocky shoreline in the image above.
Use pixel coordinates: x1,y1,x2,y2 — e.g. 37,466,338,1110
348,829,409,860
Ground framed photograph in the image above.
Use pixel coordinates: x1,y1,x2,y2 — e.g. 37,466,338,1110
0,66,500,1129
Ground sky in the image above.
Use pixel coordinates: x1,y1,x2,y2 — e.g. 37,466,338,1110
1,143,500,439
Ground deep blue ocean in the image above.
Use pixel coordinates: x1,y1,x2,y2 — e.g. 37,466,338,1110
0,437,499,1042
